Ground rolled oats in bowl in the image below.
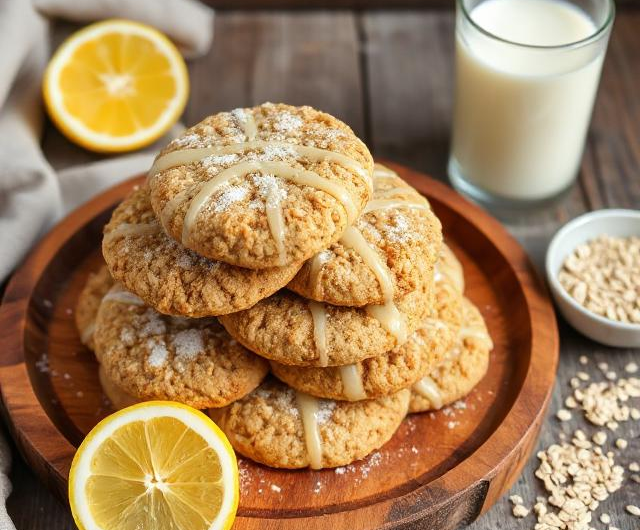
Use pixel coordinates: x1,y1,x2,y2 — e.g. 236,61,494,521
558,235,640,324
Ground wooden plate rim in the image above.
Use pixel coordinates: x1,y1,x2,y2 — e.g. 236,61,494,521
0,163,559,527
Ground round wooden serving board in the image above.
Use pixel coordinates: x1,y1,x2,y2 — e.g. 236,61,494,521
0,161,558,530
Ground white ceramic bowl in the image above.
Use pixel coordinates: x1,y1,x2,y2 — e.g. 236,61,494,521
546,209,640,348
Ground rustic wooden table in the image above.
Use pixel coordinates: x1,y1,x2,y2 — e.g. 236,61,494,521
5,7,640,530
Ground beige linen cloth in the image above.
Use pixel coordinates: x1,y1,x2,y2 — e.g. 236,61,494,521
0,0,214,527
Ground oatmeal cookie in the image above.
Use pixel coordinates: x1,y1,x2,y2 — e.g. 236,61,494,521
219,278,434,367
148,103,374,268
103,186,302,317
409,297,492,413
94,285,269,409
75,265,114,350
288,164,442,306
211,379,409,469
270,278,463,400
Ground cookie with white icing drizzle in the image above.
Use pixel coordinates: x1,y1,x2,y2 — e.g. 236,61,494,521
210,379,409,469
94,285,269,409
270,277,463,401
219,277,434,367
147,103,374,269
102,186,303,317
409,296,492,413
288,164,442,306
75,264,114,350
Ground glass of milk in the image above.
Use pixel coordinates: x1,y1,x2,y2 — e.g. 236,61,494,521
449,0,614,208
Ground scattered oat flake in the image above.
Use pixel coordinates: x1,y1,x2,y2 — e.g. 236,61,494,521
626,362,638,374
509,494,524,505
626,505,640,516
615,438,627,450
579,355,588,365
512,504,529,518
599,513,611,524
556,409,572,421
629,462,639,472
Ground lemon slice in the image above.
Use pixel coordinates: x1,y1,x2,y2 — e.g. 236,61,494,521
69,402,238,530
43,19,189,153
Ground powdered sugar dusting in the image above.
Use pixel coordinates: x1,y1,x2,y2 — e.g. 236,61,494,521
385,213,414,244
147,337,169,367
252,173,288,207
212,185,249,213
172,329,205,359
274,112,303,132
139,309,167,337
202,153,239,169
316,399,336,424
255,385,300,417
168,133,210,149
261,143,298,161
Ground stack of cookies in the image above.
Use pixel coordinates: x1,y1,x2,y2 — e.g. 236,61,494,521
76,102,493,470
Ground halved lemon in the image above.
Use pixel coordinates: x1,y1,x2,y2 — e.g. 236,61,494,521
69,402,238,530
43,19,189,153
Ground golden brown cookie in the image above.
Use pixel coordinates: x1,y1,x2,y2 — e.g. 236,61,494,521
75,265,114,350
211,379,409,469
219,278,434,367
288,164,442,306
409,297,492,413
94,285,269,409
148,103,374,269
270,279,463,400
102,186,302,317
98,365,139,411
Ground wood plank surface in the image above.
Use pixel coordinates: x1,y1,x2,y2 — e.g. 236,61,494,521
9,8,640,530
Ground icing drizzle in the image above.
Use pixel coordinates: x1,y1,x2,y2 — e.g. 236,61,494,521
338,364,367,401
412,376,443,409
295,391,323,469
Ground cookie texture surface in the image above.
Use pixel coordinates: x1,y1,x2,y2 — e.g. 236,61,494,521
148,103,374,268
409,297,492,413
288,164,442,306
270,280,463,400
103,186,302,317
219,279,434,367
94,285,269,409
98,365,139,411
75,265,114,350
211,379,410,469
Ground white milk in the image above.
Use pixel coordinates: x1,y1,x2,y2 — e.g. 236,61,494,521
451,0,608,201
